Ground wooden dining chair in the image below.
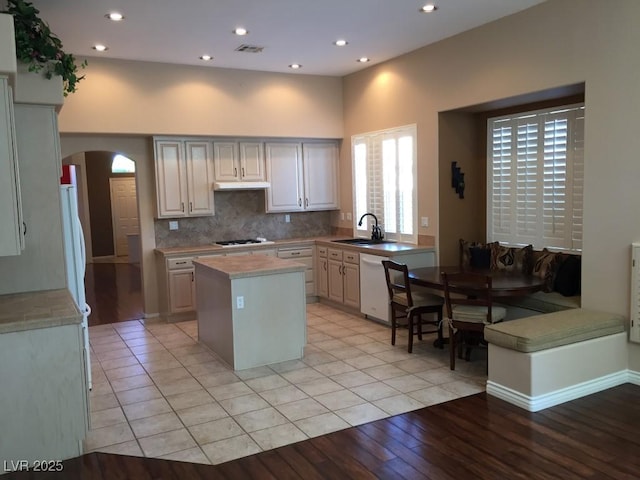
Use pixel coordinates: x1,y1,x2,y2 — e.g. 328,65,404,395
442,272,507,370
382,260,444,353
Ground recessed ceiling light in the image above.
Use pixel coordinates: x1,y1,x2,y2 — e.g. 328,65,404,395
233,27,248,36
200,55,213,61
289,64,302,69
420,4,438,13
92,44,108,52
334,39,348,47
357,57,370,63
105,12,124,21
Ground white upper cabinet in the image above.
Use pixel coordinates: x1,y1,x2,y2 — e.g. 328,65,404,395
0,77,24,256
213,142,238,182
213,141,266,188
265,142,305,212
303,143,339,211
154,138,214,218
239,142,266,181
185,141,215,216
265,141,339,213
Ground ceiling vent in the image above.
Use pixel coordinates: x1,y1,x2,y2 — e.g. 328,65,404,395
235,44,265,53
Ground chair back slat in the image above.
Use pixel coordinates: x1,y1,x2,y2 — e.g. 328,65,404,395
382,260,414,308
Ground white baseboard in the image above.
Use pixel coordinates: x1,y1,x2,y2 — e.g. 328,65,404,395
487,370,636,412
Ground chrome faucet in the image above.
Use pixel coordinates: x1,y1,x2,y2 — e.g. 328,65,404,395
358,213,383,241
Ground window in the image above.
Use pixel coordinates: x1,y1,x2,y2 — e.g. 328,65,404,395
352,124,417,243
487,104,584,252
111,154,135,173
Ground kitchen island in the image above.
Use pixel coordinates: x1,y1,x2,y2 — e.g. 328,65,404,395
194,254,307,370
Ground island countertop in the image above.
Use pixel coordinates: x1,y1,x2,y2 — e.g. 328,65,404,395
193,254,306,279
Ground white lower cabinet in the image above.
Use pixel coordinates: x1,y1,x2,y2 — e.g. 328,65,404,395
326,248,360,309
278,245,315,296
168,268,196,313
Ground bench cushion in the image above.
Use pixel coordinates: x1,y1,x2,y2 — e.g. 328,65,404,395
484,308,625,353
500,291,580,313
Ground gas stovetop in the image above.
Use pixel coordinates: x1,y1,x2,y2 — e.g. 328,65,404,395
215,239,274,248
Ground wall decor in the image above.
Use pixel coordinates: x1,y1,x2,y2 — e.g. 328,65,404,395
451,161,465,199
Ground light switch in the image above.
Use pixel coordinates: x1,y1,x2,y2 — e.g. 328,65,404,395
420,217,429,227
285,214,291,223
169,221,179,231
236,296,245,309
346,213,352,221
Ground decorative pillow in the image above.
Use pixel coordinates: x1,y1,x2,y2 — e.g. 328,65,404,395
459,239,497,268
490,244,533,273
554,254,581,296
532,249,560,293
469,246,492,269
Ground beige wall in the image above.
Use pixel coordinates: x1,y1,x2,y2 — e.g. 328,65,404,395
342,0,640,369
58,61,344,316
58,57,343,138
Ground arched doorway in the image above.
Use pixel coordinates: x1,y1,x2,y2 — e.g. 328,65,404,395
62,150,143,325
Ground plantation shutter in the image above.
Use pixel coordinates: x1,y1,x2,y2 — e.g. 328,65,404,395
487,104,584,252
353,125,417,243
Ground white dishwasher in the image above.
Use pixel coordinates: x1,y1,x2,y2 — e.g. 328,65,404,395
360,253,391,324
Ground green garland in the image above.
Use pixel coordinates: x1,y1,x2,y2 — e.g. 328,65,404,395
2,0,87,96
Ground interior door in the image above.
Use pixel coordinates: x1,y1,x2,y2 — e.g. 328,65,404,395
110,177,139,257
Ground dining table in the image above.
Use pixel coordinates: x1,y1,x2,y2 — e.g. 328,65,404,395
408,266,546,298
408,266,546,348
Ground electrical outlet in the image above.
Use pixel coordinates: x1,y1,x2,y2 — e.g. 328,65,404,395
285,214,291,223
169,221,179,231
340,212,345,221
420,217,429,227
236,296,244,309
346,212,352,221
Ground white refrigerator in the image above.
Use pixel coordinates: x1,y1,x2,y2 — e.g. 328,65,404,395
60,184,92,390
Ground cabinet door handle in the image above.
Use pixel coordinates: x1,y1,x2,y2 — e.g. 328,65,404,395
323,262,327,271
23,222,26,236
191,271,194,281
342,265,347,276
298,198,302,207
291,251,300,256
242,167,245,177
305,198,309,208
181,202,185,212
189,202,193,212
234,167,238,177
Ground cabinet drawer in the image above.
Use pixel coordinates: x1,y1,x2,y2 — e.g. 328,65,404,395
344,252,359,264
328,248,343,261
317,246,327,258
167,257,194,269
278,247,313,259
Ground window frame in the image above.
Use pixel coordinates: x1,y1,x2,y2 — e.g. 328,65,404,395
351,124,418,244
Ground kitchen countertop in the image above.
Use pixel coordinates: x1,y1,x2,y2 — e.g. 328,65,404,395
194,255,306,279
156,236,434,257
0,289,82,334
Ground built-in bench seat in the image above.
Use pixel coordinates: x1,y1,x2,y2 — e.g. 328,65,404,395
484,308,626,412
499,291,580,314
459,240,582,316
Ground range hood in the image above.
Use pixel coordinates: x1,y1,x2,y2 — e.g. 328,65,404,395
213,181,270,191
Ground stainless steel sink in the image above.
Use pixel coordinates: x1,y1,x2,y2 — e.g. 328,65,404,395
332,238,394,246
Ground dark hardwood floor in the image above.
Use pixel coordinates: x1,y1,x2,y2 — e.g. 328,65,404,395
85,263,143,326
5,384,640,479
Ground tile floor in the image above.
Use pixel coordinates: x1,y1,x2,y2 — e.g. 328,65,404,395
85,303,487,465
